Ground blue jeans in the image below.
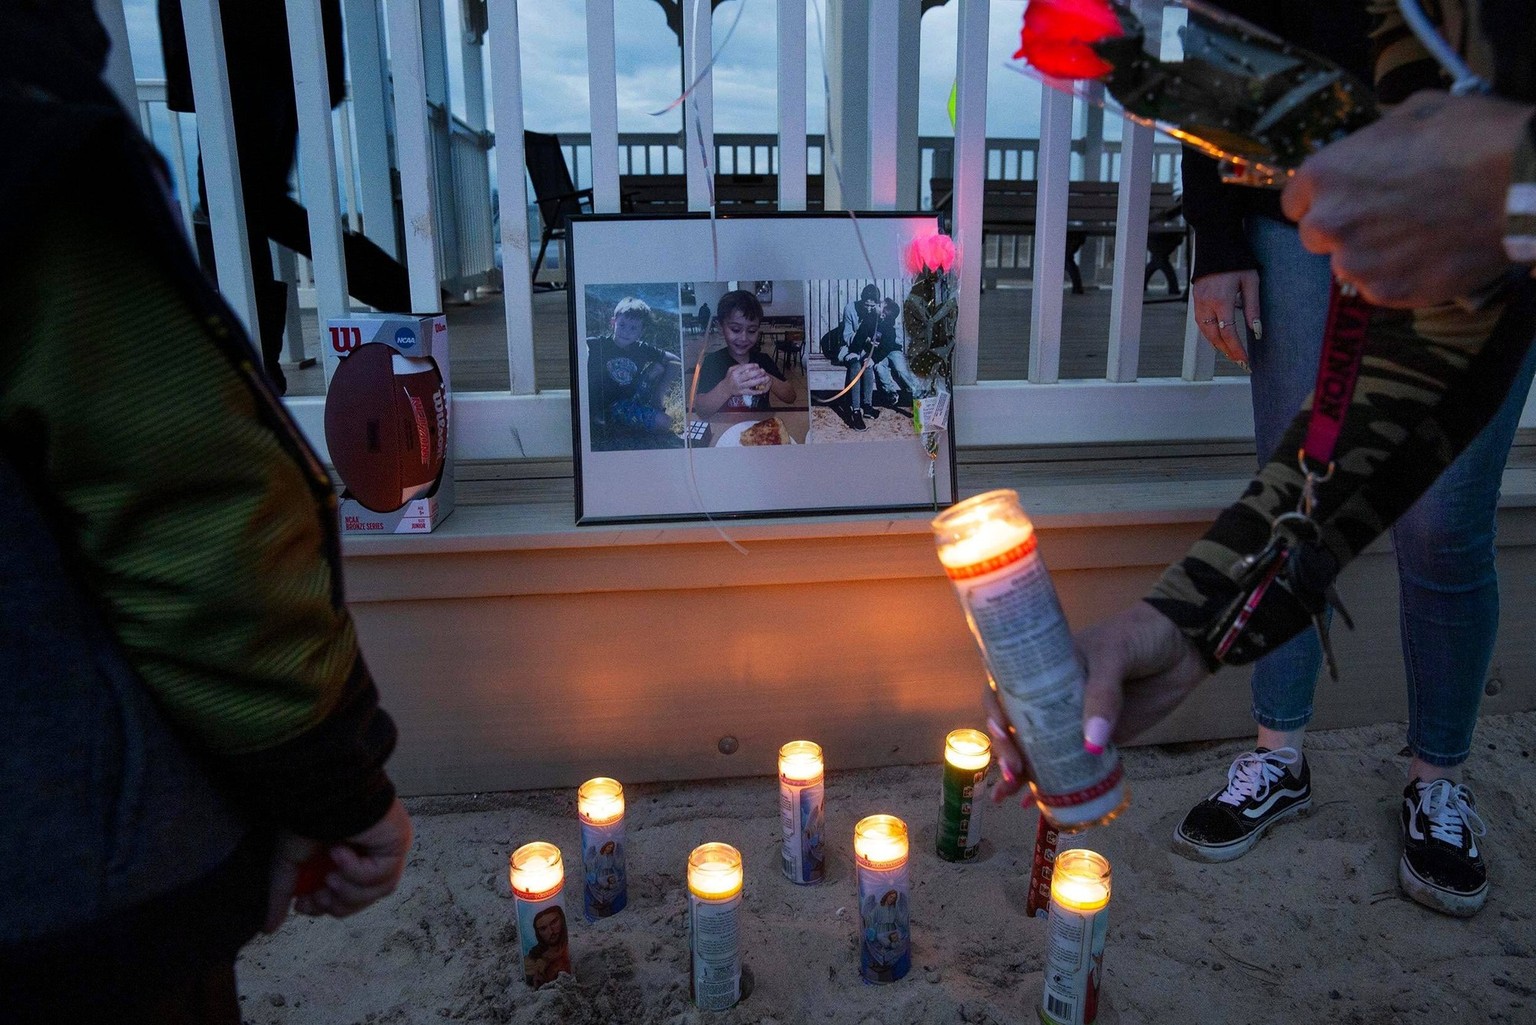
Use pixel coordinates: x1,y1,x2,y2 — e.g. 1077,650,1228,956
874,350,919,396
1244,216,1536,767
839,351,874,407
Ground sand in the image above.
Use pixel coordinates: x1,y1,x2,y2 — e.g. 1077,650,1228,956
237,710,1536,1025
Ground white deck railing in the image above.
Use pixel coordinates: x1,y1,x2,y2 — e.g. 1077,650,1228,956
105,0,1263,462
552,132,1182,208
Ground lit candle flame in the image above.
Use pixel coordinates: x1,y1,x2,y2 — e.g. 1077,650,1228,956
1050,848,1111,912
688,842,744,900
779,740,824,784
936,515,1032,570
510,841,564,898
945,728,991,772
578,777,625,825
853,814,909,867
934,493,1035,571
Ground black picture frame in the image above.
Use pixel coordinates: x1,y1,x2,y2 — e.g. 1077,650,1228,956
567,212,958,525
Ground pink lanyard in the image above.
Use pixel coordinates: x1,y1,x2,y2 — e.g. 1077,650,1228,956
1297,281,1373,512
1212,279,1371,670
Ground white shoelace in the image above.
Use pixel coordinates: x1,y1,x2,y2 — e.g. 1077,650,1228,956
1216,747,1301,807
1417,779,1488,847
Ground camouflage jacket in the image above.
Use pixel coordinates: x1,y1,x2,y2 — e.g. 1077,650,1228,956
1147,2,1536,668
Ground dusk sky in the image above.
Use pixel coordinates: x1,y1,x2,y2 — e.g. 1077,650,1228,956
119,0,1055,141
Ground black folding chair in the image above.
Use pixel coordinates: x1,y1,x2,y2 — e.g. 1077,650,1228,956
524,130,592,289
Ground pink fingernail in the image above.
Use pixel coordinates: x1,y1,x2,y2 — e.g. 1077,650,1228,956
1083,716,1111,755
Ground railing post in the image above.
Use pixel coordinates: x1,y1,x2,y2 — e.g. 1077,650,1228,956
387,0,445,314
458,5,497,286
487,0,537,394
420,0,464,291
343,0,399,257
894,0,921,210
867,0,898,210
823,0,870,211
179,0,259,342
1106,119,1154,382
460,1,488,130
1106,0,1166,382
587,0,622,213
287,0,352,332
1030,85,1073,384
950,0,988,386
682,0,714,213
777,0,808,211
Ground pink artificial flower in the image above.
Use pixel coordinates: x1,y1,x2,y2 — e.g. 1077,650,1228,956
921,233,957,273
904,237,929,276
905,233,957,275
1015,0,1124,81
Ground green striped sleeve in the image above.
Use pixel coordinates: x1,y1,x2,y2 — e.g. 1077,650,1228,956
2,199,359,757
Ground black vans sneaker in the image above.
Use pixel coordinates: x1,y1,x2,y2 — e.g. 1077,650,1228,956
1172,747,1312,863
1399,778,1488,917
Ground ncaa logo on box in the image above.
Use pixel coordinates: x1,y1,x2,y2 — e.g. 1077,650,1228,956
394,327,419,351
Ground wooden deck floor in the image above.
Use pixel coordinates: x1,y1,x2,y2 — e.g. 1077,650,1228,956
283,283,1240,398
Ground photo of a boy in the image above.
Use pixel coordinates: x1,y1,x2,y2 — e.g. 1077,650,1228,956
691,289,797,417
586,294,685,452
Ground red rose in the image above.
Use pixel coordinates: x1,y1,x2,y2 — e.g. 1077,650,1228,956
1015,0,1124,81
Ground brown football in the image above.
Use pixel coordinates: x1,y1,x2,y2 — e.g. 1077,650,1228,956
324,343,448,512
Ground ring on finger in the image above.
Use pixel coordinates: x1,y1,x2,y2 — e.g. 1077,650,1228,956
1216,319,1228,329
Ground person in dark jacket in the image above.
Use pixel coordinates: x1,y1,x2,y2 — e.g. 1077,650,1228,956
157,0,412,394
0,4,411,1020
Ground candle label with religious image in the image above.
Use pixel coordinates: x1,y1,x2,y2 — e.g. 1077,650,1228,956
579,816,627,920
853,815,911,985
578,778,628,921
1041,849,1112,1025
510,842,572,990
937,728,990,862
932,490,1128,829
779,741,826,884
688,843,743,1011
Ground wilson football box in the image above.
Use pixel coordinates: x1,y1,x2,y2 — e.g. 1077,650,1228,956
322,313,454,534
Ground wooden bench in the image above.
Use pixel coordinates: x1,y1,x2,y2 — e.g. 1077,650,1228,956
620,173,826,214
930,178,1187,295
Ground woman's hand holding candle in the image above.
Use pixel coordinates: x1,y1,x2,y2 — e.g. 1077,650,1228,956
985,602,1210,804
1076,601,1211,745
